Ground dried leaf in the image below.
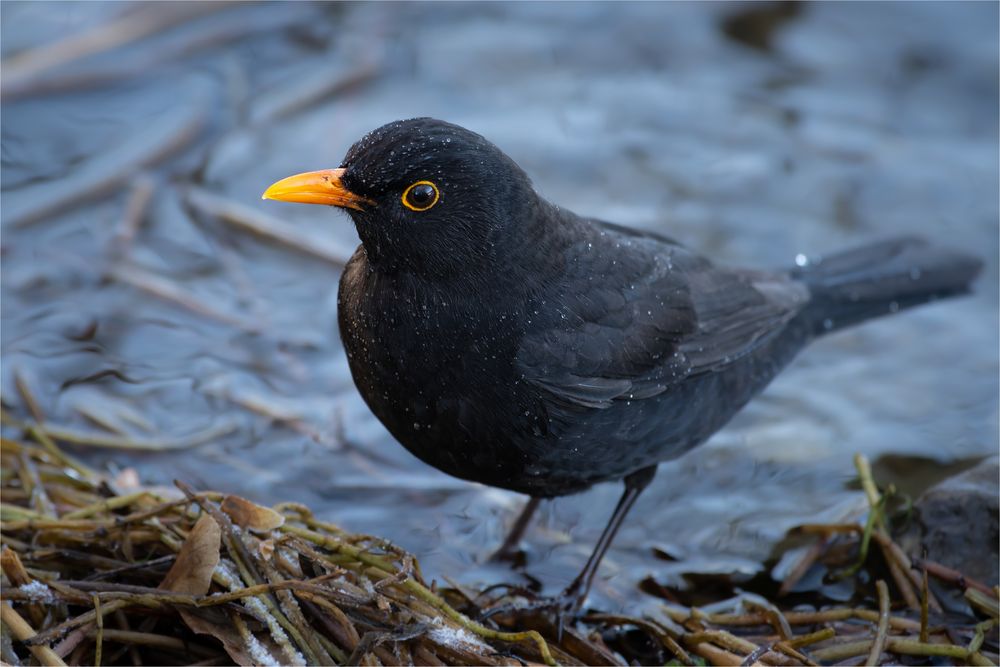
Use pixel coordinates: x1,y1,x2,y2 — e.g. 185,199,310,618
178,609,257,667
159,513,220,595
160,511,276,666
221,494,285,533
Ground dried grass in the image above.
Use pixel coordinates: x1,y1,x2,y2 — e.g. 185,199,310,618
1,433,996,666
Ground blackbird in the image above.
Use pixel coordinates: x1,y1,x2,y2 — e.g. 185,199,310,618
263,117,981,607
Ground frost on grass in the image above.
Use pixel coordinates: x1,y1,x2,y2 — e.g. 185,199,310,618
18,580,55,604
278,593,305,627
241,582,306,666
428,618,492,652
211,558,306,666
244,632,280,667
213,559,242,590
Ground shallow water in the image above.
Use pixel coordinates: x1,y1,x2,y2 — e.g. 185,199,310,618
2,1,997,613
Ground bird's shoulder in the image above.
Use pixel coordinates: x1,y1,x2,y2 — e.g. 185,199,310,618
514,219,694,408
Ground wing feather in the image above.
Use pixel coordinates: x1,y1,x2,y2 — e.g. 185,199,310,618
516,223,809,410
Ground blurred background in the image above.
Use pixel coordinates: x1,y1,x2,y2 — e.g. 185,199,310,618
2,1,997,613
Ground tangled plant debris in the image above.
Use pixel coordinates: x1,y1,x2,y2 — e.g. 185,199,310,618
0,423,995,666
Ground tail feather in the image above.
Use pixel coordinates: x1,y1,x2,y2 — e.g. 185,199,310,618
793,236,982,335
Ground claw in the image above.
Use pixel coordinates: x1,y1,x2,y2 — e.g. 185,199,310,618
551,585,587,642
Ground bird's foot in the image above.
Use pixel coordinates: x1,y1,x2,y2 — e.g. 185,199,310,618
477,583,587,641
550,582,587,641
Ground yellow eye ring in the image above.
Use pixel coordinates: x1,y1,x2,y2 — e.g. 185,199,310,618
401,180,440,211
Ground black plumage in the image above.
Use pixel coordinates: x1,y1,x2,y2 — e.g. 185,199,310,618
263,117,982,606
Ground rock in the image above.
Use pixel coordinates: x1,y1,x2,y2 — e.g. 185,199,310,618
899,456,999,587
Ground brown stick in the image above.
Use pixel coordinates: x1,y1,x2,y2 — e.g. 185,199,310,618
912,556,995,596
0,547,45,627
777,536,827,597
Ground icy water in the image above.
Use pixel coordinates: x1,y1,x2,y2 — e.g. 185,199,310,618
2,2,997,612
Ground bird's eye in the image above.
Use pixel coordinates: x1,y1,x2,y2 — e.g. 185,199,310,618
402,181,439,212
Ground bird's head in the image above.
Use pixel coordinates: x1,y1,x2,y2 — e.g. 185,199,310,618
262,118,538,279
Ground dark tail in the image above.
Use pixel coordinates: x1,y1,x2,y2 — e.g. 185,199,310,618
793,236,982,336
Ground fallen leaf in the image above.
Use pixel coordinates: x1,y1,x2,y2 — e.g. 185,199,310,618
221,495,285,533
159,513,220,595
177,608,260,667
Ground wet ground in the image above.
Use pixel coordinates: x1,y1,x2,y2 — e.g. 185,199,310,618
2,2,997,614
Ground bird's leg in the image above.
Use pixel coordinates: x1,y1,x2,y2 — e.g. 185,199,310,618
481,469,656,634
490,496,542,563
558,465,657,611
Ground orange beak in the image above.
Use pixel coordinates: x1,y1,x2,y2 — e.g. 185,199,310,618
261,168,373,211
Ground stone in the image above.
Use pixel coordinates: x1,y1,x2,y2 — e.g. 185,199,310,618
900,456,999,587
